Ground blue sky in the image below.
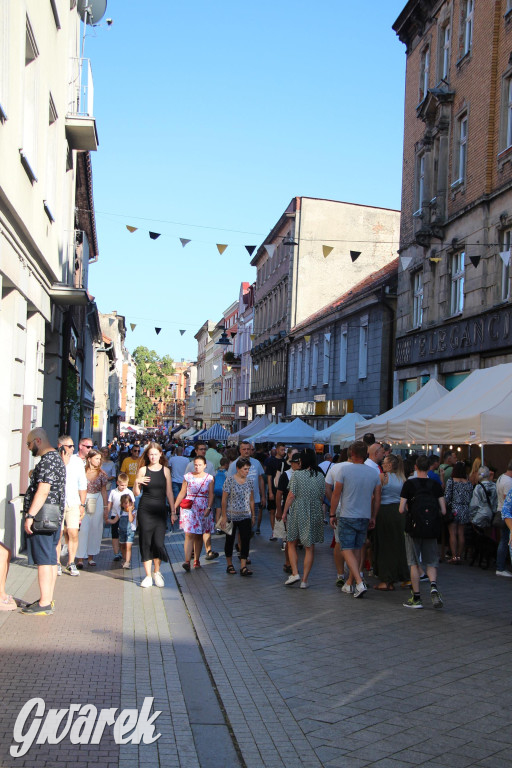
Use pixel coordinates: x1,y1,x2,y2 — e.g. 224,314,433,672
86,0,407,362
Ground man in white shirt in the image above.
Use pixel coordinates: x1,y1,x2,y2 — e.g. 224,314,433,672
496,459,512,577
56,435,87,576
364,443,384,473
185,442,216,477
169,446,190,501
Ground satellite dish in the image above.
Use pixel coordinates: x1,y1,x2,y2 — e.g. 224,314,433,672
77,0,107,25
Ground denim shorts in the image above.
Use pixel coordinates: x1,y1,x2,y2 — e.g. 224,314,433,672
213,494,222,510
118,516,135,544
338,517,369,550
27,529,60,566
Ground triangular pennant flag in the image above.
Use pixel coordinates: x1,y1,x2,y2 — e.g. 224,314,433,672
469,255,481,268
155,327,161,335
322,245,334,258
350,250,361,262
264,244,276,259
429,257,442,263
253,364,259,371
208,331,215,339
180,238,191,247
213,364,219,371
304,335,311,342
145,363,151,370
400,256,413,271
216,244,228,255
230,331,237,338
226,365,232,372
250,334,256,341
272,360,277,366
149,232,161,240
500,250,511,267
130,323,136,332
179,330,186,336
245,245,256,256
126,225,137,233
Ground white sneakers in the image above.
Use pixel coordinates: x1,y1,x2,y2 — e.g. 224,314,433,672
299,582,308,589
496,570,512,578
153,572,165,588
284,574,300,586
353,582,368,599
141,572,165,588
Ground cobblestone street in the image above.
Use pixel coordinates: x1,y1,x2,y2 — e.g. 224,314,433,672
2,523,512,768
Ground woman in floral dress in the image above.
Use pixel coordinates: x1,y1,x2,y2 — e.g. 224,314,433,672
76,449,108,568
175,456,214,570
282,450,325,589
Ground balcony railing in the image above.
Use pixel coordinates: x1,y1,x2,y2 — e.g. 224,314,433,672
65,58,98,151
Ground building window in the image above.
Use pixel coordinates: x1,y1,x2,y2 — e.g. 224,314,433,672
296,345,302,389
339,327,348,383
462,0,473,56
312,341,319,386
303,343,310,389
453,114,468,186
419,45,430,102
322,335,330,385
415,153,426,215
22,17,39,178
450,252,465,315
413,271,424,327
501,230,511,301
358,319,368,380
439,22,451,81
288,350,295,391
503,77,512,151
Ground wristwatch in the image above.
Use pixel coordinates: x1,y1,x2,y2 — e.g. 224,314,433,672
25,513,35,519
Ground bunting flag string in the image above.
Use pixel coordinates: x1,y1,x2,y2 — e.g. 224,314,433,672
179,330,186,336
149,232,161,240
500,250,511,266
130,323,136,331
322,245,334,258
253,364,259,371
469,255,481,268
350,250,361,262
180,238,191,247
400,256,412,271
216,244,228,254
155,327,161,335
126,225,138,233
245,245,257,256
264,244,276,259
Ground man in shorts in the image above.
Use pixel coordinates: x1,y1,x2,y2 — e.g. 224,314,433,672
399,454,446,609
330,441,381,598
56,435,87,576
22,428,66,615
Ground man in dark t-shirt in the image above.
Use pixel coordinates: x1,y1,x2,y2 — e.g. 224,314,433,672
400,454,446,610
23,427,66,615
265,443,288,541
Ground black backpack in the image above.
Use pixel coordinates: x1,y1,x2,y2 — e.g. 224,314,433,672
405,478,442,539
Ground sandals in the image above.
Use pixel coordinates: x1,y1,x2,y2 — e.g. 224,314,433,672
226,565,236,575
193,560,201,569
88,560,96,567
240,566,253,577
182,561,191,572
373,583,395,591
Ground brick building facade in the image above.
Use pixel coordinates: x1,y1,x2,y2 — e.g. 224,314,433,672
393,0,512,399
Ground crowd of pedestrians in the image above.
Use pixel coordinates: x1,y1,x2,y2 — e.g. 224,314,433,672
2,429,512,616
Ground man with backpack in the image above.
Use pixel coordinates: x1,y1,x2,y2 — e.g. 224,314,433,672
399,454,446,609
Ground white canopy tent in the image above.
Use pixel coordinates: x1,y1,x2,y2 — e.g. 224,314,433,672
355,379,449,443
229,415,272,442
313,412,368,446
396,364,512,445
249,417,315,445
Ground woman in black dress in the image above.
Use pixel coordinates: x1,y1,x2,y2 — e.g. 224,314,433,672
134,442,176,588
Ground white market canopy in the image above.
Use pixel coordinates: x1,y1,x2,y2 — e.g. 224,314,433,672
354,378,449,443
229,415,272,441
249,417,315,445
313,412,368,446
392,364,512,445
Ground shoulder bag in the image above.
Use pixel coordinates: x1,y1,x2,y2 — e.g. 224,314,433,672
180,475,209,509
31,503,61,533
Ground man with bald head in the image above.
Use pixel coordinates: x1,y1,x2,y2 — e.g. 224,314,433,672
365,443,384,473
22,428,66,615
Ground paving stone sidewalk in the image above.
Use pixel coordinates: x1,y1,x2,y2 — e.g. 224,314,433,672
2,524,512,768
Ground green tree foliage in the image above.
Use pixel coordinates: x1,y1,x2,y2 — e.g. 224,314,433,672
132,346,175,426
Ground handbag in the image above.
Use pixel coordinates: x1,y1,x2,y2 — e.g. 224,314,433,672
218,518,233,536
32,503,61,534
273,517,286,540
180,476,209,509
85,496,97,515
